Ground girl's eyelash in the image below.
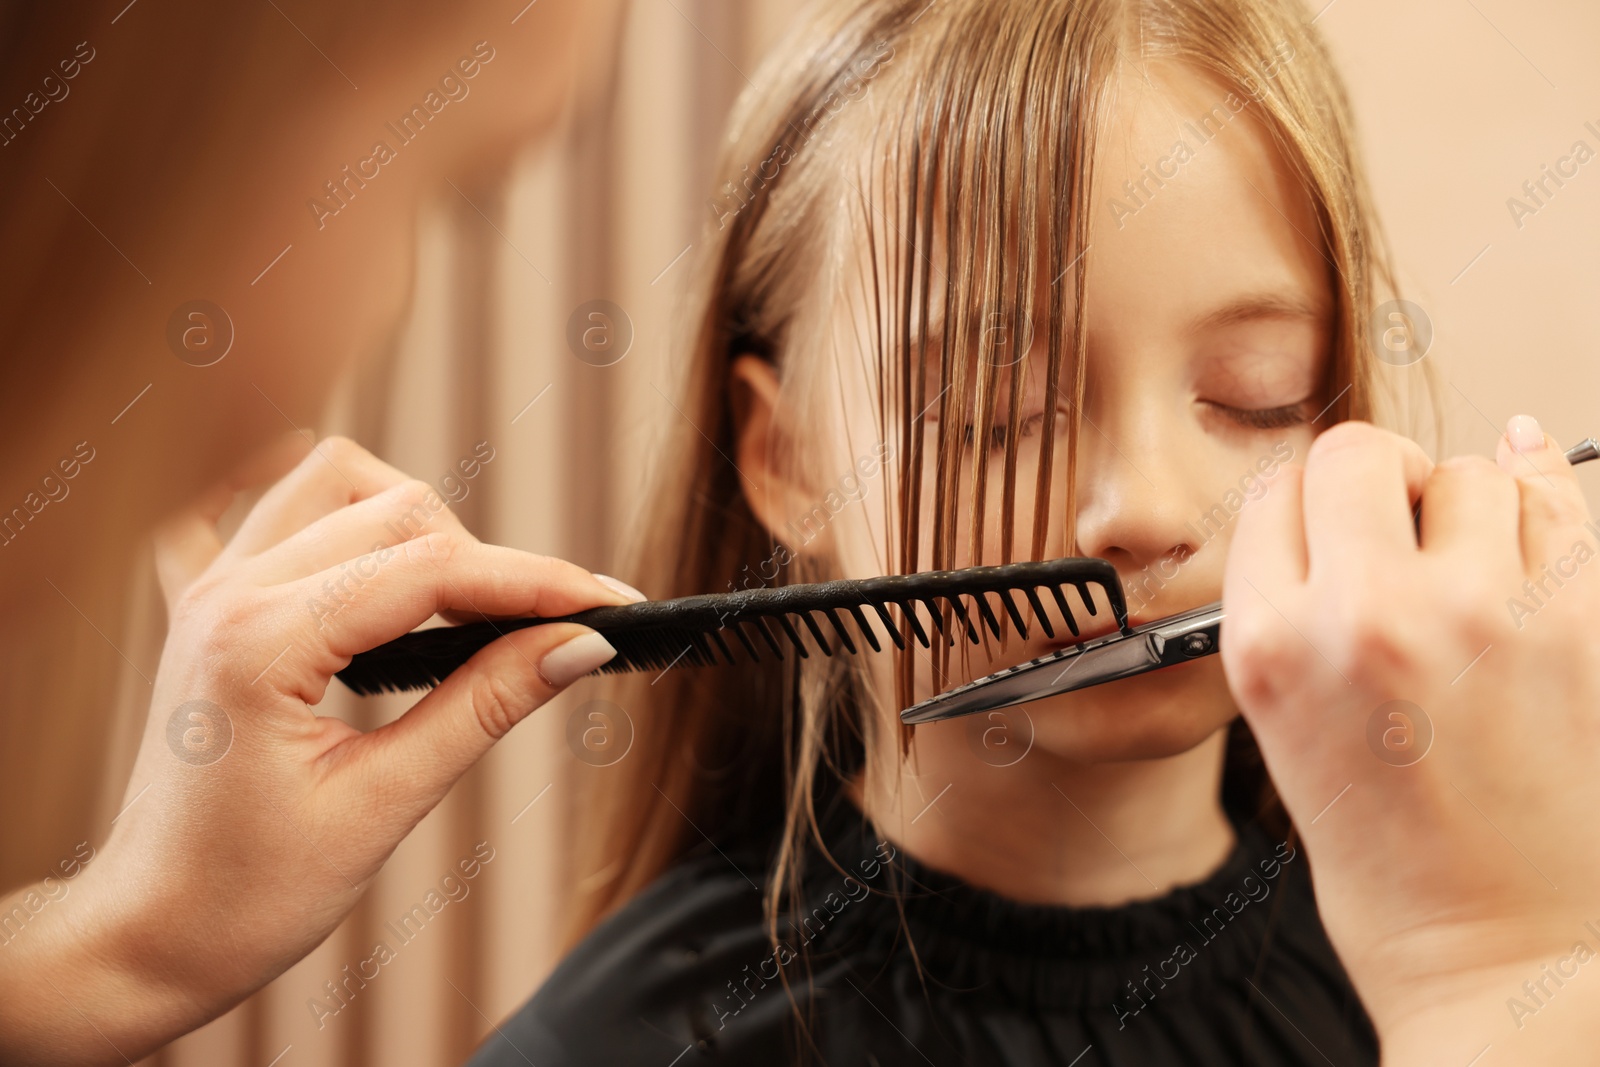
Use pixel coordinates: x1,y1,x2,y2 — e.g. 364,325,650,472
959,411,1046,450
945,401,1311,449
1205,400,1314,430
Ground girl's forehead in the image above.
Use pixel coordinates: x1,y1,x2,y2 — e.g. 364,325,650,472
1088,65,1332,336
829,56,1329,324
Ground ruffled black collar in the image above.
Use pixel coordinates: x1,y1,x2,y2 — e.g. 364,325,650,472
800,786,1311,1010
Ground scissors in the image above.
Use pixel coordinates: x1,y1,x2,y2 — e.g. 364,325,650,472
902,437,1600,725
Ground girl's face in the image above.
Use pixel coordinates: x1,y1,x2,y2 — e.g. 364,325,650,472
825,61,1334,762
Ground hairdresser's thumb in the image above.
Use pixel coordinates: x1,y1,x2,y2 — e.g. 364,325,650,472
349,624,616,818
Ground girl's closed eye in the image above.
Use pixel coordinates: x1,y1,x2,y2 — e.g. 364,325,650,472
1203,396,1318,431
1187,294,1331,435
965,410,1047,450
952,390,1323,444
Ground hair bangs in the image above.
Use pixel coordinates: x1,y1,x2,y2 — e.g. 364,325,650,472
828,0,1122,714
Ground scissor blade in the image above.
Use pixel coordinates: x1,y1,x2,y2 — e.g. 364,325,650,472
899,602,1224,724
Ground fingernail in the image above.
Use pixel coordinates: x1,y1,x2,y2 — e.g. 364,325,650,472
1507,415,1545,454
594,574,647,603
539,631,617,687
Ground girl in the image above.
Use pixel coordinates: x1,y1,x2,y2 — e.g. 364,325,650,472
471,0,1414,1062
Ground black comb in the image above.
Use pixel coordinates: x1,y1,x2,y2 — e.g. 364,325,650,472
335,557,1132,695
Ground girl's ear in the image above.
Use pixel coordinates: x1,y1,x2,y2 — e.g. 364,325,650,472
729,354,821,550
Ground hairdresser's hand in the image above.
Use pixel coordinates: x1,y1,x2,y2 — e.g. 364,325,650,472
1222,416,1600,1064
0,436,635,1066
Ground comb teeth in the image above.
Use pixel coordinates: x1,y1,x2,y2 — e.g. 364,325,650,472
334,558,1130,695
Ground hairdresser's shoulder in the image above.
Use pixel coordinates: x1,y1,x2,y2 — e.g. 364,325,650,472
463,847,786,1066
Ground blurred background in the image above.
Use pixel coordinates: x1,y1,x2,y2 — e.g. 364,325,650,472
0,0,1596,1064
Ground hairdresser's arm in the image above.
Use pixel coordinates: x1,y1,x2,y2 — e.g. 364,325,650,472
0,437,633,1065
1222,416,1600,1065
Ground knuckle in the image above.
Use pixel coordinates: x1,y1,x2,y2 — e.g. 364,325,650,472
1523,484,1589,530
1331,612,1414,683
1441,569,1495,617
1436,454,1502,481
188,586,276,660
1222,614,1299,709
393,477,437,511
1445,580,1502,644
1229,666,1283,715
467,671,534,740
1307,420,1380,462
318,435,367,467
215,588,270,635
403,529,460,568
389,478,452,533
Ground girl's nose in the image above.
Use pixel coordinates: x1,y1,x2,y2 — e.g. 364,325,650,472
1069,419,1202,591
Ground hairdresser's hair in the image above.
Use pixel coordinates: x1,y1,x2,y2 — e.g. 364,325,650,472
566,0,1427,971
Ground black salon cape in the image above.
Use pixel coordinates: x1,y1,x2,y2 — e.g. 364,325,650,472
466,791,1377,1067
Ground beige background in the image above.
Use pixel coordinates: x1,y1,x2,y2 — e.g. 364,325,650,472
75,0,1600,1063
1329,0,1600,464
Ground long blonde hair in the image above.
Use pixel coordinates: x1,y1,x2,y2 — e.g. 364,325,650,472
567,0,1422,948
